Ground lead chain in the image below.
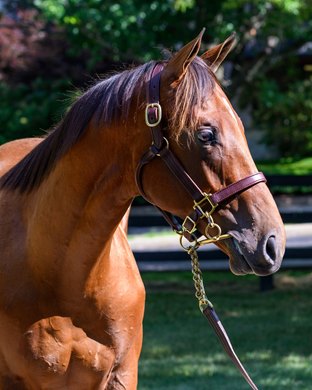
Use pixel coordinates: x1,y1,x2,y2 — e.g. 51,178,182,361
188,247,213,312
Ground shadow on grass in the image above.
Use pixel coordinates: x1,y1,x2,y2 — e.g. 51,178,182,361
139,271,312,389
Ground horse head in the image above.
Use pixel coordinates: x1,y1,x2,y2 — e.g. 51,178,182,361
135,31,286,276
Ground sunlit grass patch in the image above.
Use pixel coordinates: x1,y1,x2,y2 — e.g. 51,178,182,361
139,271,312,389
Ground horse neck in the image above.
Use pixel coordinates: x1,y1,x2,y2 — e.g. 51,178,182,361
26,121,137,266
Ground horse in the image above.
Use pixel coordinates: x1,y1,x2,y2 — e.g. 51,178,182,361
0,31,285,389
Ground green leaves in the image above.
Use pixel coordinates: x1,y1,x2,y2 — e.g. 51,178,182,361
0,78,71,144
1,0,311,158
255,77,312,158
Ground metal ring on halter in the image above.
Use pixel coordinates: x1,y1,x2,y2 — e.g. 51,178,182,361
179,234,199,252
204,223,222,241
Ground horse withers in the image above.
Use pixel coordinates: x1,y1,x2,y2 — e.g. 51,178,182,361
0,31,285,389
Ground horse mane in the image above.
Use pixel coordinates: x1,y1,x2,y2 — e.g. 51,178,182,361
0,57,215,193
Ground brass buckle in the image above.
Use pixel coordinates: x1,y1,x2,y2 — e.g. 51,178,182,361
182,216,197,234
145,103,162,127
193,193,217,217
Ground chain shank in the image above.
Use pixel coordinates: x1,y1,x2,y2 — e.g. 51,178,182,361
188,247,212,311
187,246,259,390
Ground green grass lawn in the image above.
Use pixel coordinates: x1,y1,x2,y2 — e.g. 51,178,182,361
139,271,312,390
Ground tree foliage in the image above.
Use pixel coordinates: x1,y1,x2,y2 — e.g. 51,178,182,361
254,77,312,157
0,78,70,144
0,0,311,157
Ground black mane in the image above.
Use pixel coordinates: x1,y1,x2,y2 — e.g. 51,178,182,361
0,57,215,193
0,61,155,193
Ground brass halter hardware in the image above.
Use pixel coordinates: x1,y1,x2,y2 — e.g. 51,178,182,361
194,192,217,216
145,103,162,127
181,192,231,246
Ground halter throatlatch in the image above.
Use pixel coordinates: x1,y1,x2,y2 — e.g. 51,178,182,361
136,62,264,390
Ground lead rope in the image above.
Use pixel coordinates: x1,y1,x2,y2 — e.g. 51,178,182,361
184,242,259,390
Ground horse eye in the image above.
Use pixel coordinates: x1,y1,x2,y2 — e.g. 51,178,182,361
197,127,216,145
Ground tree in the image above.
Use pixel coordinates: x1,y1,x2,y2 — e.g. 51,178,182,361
1,0,311,157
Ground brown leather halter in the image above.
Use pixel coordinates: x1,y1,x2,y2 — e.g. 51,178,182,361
136,63,264,390
136,63,266,244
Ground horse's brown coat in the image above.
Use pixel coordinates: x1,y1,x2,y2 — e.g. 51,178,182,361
0,33,285,389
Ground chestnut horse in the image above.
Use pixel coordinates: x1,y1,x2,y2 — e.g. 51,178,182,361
0,32,285,389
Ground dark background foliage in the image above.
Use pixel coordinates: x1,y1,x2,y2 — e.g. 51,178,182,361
0,0,311,157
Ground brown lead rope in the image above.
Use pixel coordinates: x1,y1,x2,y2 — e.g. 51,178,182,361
187,246,259,390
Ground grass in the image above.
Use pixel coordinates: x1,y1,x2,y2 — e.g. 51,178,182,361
257,157,312,175
139,271,312,389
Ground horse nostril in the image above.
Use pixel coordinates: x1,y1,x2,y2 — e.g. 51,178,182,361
265,235,277,262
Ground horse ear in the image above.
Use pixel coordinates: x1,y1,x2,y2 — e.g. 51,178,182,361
201,33,236,72
163,29,205,88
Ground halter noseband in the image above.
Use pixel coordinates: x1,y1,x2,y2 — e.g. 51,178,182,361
136,63,266,246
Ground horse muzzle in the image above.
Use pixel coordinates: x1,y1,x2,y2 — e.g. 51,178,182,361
223,228,285,276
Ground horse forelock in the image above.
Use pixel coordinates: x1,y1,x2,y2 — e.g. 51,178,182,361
168,56,217,140
0,56,215,193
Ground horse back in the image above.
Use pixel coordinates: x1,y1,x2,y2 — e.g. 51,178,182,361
0,138,42,178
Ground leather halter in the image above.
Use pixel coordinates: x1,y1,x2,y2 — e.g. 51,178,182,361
136,63,266,244
136,63,265,390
